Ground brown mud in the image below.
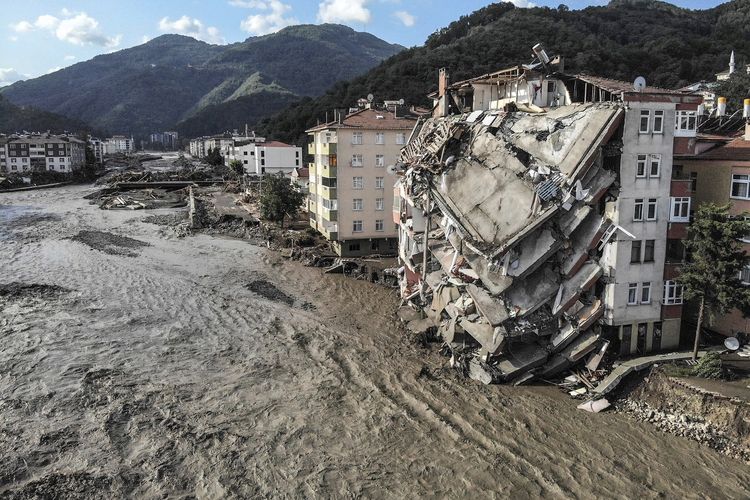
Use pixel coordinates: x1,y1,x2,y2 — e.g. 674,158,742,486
1,185,749,498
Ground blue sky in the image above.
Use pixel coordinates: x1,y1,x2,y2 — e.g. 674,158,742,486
1,0,729,86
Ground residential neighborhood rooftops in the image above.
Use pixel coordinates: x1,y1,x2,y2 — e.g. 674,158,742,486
693,136,750,161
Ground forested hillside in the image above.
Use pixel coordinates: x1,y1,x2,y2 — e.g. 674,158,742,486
257,0,750,145
0,95,92,135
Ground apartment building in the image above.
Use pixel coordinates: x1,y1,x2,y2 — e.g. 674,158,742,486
678,117,750,336
89,137,104,164
1,134,86,173
103,135,134,154
306,106,418,257
226,139,301,175
148,131,179,150
397,53,701,368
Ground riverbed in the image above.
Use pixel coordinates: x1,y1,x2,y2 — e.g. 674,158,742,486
1,185,748,498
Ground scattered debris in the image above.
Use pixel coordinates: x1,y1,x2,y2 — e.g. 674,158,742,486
68,230,150,257
0,282,70,301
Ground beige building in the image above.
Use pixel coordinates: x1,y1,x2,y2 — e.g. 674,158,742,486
307,106,418,256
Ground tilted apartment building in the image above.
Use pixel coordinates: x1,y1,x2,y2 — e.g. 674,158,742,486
306,106,418,256
0,134,86,173
394,52,701,382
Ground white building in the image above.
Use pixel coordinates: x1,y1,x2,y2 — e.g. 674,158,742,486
103,135,134,154
229,140,302,175
89,137,104,163
2,134,86,173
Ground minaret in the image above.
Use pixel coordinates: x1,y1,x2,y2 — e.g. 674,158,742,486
730,50,736,75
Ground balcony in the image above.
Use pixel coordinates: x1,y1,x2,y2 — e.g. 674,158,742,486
322,207,338,222
320,223,339,241
320,162,337,178
319,185,337,200
310,142,337,156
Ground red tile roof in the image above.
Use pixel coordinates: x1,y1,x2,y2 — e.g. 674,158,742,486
695,137,750,161
306,108,418,132
261,140,294,147
572,74,687,96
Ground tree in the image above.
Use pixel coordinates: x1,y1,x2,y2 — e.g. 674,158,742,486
258,173,305,228
714,72,750,114
680,204,750,361
203,147,223,166
228,159,245,176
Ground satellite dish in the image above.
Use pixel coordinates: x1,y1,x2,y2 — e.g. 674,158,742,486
398,98,405,105
367,93,374,102
725,337,741,351
633,76,647,92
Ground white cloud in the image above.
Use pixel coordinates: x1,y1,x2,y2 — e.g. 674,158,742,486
9,36,18,42
11,20,34,32
158,16,224,44
237,0,298,35
0,68,27,87
509,0,537,7
141,35,151,44
318,0,371,24
46,66,63,74
11,11,121,47
64,55,76,61
393,10,415,27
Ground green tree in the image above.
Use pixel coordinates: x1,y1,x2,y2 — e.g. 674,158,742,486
228,159,245,175
203,147,223,166
714,72,750,114
680,204,750,361
259,173,305,228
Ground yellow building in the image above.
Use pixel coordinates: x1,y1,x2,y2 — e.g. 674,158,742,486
306,106,418,256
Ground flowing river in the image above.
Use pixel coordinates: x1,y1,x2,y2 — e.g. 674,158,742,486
1,185,748,498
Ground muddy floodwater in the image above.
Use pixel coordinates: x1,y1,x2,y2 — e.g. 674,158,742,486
1,185,749,498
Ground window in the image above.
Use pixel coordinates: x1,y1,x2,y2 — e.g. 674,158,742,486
690,172,698,192
633,198,644,221
352,176,364,189
375,176,384,189
396,133,406,145
375,154,385,167
639,110,650,133
49,158,55,162
375,132,385,144
243,151,248,155
653,110,664,133
646,198,657,221
664,281,683,305
352,198,363,211
631,240,642,263
649,155,661,177
243,160,248,165
675,110,697,134
349,242,361,252
670,197,691,222
741,265,750,285
636,155,647,178
628,283,638,305
351,154,363,167
731,174,750,199
375,198,384,211
352,132,363,145
621,325,633,356
644,240,655,262
352,220,363,232
375,219,384,231
641,282,652,304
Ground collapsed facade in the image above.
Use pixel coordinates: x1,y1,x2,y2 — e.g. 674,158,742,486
395,47,702,383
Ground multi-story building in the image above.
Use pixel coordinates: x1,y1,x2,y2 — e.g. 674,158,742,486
227,140,302,175
397,53,702,370
678,116,750,336
89,137,104,164
1,134,85,173
103,135,134,154
306,105,418,256
148,131,179,150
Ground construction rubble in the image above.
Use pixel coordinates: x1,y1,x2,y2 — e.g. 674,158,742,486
395,101,627,394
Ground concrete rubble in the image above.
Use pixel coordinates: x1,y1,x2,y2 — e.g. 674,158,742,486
395,98,627,387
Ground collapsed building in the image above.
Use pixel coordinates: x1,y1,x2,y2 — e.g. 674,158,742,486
394,45,702,385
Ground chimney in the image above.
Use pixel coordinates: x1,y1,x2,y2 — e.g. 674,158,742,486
746,121,750,142
439,68,449,97
717,96,727,117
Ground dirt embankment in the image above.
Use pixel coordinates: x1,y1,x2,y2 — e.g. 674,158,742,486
616,368,750,462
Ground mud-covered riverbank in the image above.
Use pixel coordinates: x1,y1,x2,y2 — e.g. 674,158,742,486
1,185,750,498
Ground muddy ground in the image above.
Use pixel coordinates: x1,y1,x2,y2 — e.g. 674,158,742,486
1,185,750,498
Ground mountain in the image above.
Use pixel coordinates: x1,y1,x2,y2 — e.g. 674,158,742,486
256,0,750,145
0,25,403,138
0,95,92,135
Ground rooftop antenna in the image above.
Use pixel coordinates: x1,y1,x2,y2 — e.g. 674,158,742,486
633,76,647,93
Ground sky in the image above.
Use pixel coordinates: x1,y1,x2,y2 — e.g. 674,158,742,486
0,0,729,87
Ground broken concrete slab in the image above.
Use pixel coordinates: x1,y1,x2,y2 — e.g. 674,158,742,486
466,283,508,326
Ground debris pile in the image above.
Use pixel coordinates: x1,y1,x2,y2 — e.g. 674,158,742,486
91,188,188,210
396,102,626,387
